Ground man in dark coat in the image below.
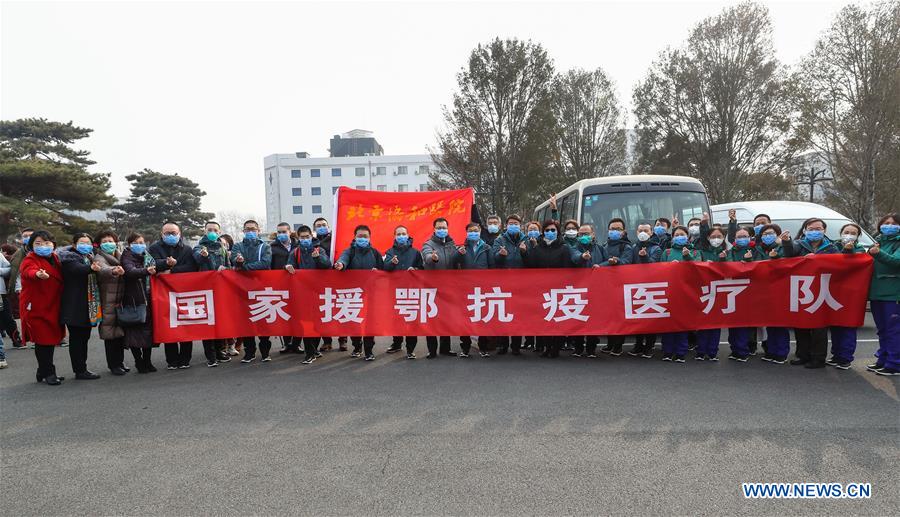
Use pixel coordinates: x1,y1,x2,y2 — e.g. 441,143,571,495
149,221,198,369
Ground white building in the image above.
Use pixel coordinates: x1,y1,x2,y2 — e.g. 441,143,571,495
264,150,437,231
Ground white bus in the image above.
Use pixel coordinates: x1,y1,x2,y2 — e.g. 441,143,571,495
533,175,711,232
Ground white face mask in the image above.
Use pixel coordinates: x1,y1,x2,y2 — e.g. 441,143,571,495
637,231,650,242
688,225,700,236
709,237,724,248
841,233,857,243
565,229,577,238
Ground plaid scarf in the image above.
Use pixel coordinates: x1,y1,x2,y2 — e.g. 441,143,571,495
143,252,155,295
81,254,103,327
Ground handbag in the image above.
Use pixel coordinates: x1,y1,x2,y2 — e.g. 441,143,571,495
116,276,148,326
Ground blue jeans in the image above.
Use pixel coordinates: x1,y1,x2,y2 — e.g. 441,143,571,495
0,331,6,361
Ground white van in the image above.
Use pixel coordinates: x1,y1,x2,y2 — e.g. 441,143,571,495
533,175,710,232
710,200,875,246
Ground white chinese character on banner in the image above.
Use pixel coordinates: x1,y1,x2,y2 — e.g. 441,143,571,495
790,274,843,313
467,287,514,323
247,287,291,323
624,282,670,319
169,290,216,328
542,286,589,322
700,278,751,314
319,287,365,323
394,288,438,323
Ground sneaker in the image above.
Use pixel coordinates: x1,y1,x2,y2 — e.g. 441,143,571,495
0,360,7,369
627,349,641,357
674,355,686,363
241,357,254,364
261,356,272,362
166,365,178,370
178,364,191,369
458,353,470,358
218,356,231,363
641,352,653,359
736,355,749,362
350,351,362,358
315,352,323,358
279,346,289,353
662,353,673,362
600,345,613,354
728,354,740,361
866,362,885,372
771,356,787,364
875,368,900,376
479,352,490,358
571,353,582,358
825,357,839,366
832,361,852,370
207,361,218,367
364,355,375,361
426,353,436,359
587,354,597,358
301,357,316,365
227,345,239,356
708,355,719,362
760,354,774,362
406,353,416,360
610,349,622,357
694,354,706,361
386,346,402,354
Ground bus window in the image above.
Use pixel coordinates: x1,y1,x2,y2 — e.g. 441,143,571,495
582,190,710,233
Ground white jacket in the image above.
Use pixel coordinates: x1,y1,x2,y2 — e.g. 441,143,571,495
0,253,10,295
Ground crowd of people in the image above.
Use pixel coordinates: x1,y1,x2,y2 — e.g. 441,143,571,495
0,208,898,386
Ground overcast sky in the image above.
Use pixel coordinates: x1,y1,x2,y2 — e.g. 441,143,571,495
2,0,851,220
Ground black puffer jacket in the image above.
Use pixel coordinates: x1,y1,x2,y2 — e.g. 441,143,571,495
523,239,574,269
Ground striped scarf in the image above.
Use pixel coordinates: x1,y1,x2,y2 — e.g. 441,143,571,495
82,254,102,326
143,252,155,294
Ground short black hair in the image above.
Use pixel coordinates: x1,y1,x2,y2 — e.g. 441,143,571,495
95,230,119,244
655,217,671,228
126,232,144,244
802,218,827,231
162,220,180,228
313,217,329,226
204,221,220,229
753,213,772,224
671,225,689,236
608,218,625,229
296,225,312,235
21,228,35,234
29,230,55,246
242,219,259,228
276,222,291,228
353,224,371,235
876,213,899,231
506,214,522,223
486,214,501,222
433,217,448,227
466,222,481,231
71,232,93,245
542,220,560,232
759,223,782,236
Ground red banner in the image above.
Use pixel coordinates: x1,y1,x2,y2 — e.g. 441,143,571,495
151,254,872,342
330,187,474,257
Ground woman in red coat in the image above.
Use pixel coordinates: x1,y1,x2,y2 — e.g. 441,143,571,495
18,230,66,385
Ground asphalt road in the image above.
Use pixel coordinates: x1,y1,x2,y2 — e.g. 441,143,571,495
2,315,898,516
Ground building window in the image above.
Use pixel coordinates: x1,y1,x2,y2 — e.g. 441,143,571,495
311,187,321,196
355,167,365,177
292,187,302,196
331,168,342,177
398,184,408,192
294,224,302,230
310,168,321,177
376,166,386,176
290,169,301,178
332,186,339,194
417,165,429,175
356,185,366,190
312,205,322,214
292,205,303,214
376,185,387,191
420,184,429,192
397,166,408,175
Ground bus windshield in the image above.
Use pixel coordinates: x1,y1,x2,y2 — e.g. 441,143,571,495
581,191,708,232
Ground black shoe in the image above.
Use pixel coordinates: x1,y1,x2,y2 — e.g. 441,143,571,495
825,357,838,366
426,353,437,359
44,374,63,385
790,358,809,366
121,365,131,372
661,353,673,362
439,351,457,357
832,361,852,370
674,355,686,363
866,362,885,372
875,367,900,376
386,346,402,354
694,354,706,361
110,367,127,376
771,356,787,364
600,345,613,354
75,371,100,380
207,360,218,367
146,363,157,372
627,348,641,357
760,354,773,362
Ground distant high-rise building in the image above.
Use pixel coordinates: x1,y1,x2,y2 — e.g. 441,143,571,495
329,129,384,157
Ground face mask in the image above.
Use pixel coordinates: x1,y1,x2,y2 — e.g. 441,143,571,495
163,234,180,246
23,236,30,246
881,224,900,236
34,245,53,257
206,231,219,242
804,229,824,241
276,233,290,243
841,233,857,243
466,231,480,242
761,234,777,246
244,231,258,241
544,230,557,242
754,224,764,235
100,242,117,254
355,237,370,248
527,230,540,239
434,228,449,239
688,225,700,236
637,231,650,242
735,237,751,247
608,230,622,241
487,224,499,234
672,235,688,246
316,226,329,236
578,235,592,245
130,243,146,254
709,237,724,248
654,225,667,236
507,224,520,235
299,238,313,248
76,243,93,255
395,235,409,246
565,229,578,238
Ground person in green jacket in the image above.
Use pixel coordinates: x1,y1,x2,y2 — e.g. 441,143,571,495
659,226,698,362
753,224,790,364
694,223,727,361
825,223,867,370
866,213,900,376
726,227,756,362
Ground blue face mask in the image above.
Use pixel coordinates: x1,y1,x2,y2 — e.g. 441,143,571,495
355,237,370,248
673,235,689,246
654,225,667,236
163,234,180,246
34,245,53,257
206,231,219,242
544,230,557,241
487,224,499,234
881,224,900,236
735,237,751,247
315,226,329,236
244,231,258,241
76,243,93,255
130,243,146,254
435,228,449,239
466,231,480,242
804,230,824,242
298,238,313,248
395,235,409,246
754,224,764,235
23,236,30,246
507,224,520,235
608,230,623,241
527,230,540,239
276,233,290,243
761,234,777,246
